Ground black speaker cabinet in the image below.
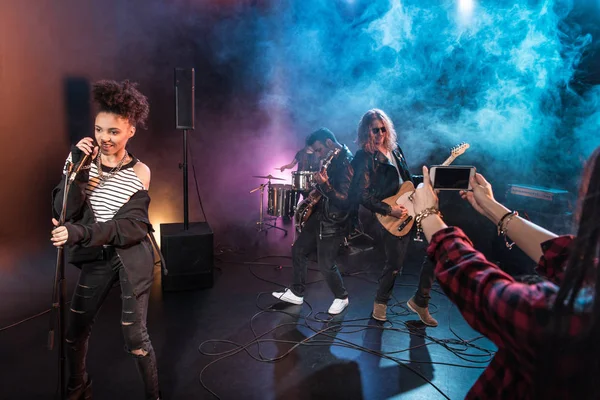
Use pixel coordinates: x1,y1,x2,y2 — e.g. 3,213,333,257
160,222,213,291
174,68,195,130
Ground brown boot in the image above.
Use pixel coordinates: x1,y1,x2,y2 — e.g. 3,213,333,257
372,302,387,322
407,296,438,327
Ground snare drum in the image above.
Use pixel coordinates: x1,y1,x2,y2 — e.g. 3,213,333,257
267,184,300,217
292,171,314,192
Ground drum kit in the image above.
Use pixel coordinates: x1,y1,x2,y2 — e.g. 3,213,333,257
249,171,315,234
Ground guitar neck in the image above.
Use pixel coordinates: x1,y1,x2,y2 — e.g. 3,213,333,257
321,149,339,171
441,154,457,166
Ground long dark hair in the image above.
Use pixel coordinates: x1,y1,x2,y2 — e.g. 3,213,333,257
356,109,398,153
536,147,600,398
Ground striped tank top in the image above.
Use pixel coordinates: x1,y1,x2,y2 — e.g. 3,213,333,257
86,156,145,222
64,153,145,223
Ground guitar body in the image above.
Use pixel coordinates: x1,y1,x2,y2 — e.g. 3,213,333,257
294,191,321,232
376,181,416,237
375,142,470,237
293,148,341,233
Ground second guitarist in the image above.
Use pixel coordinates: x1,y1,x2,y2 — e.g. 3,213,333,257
350,109,436,326
273,128,355,315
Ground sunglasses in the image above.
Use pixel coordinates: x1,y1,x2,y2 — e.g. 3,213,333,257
371,126,387,135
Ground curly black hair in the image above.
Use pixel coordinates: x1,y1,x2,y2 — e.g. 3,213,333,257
92,80,150,129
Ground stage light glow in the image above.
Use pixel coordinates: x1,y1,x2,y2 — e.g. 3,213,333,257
152,219,165,248
149,206,177,248
458,0,474,14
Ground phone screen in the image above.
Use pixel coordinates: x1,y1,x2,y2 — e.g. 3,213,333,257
433,167,471,189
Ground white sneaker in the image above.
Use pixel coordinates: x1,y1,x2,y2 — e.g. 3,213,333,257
328,298,349,315
272,289,304,305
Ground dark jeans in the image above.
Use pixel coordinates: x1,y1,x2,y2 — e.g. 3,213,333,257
375,222,411,304
374,223,435,306
66,249,159,399
291,213,348,299
413,256,435,308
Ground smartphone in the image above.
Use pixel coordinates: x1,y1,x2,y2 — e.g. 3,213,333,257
429,165,476,190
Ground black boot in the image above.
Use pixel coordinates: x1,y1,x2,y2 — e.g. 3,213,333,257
132,347,160,400
67,338,92,400
66,374,92,400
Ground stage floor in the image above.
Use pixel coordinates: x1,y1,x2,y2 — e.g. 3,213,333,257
0,227,494,399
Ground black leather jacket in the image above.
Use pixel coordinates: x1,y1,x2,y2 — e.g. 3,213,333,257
52,149,155,296
350,146,423,216
314,144,355,237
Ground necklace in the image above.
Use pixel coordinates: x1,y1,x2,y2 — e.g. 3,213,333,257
96,152,128,185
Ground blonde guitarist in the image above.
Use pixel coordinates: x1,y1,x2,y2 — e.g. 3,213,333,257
349,109,433,323
273,128,355,315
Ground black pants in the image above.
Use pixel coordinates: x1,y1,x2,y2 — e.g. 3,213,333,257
375,223,435,306
413,256,435,308
291,213,348,299
66,249,160,399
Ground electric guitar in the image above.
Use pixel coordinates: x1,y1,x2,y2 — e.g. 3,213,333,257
293,148,341,232
376,142,470,237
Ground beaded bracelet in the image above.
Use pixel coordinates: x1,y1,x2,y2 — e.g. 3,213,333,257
414,207,443,242
497,210,518,249
496,212,513,234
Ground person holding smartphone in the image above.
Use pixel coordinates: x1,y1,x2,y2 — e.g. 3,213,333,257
51,80,161,400
349,109,437,325
409,151,600,399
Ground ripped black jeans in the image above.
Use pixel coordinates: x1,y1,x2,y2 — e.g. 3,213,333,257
375,224,435,306
375,223,411,304
67,249,160,399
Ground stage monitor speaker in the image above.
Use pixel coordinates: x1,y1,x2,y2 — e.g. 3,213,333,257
175,68,195,130
160,222,213,291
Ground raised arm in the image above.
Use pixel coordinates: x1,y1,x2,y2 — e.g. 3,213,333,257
410,165,565,357
279,158,298,172
459,172,557,262
52,141,98,221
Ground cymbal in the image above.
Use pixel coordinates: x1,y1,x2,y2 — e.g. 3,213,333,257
253,174,285,181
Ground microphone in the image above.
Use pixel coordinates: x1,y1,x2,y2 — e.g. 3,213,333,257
68,142,97,183
68,153,91,183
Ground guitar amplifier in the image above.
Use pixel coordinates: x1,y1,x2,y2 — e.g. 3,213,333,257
505,184,574,234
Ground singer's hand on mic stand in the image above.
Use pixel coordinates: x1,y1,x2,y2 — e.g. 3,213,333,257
76,137,99,160
51,218,69,247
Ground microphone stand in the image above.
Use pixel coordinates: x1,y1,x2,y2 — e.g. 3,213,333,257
48,160,77,400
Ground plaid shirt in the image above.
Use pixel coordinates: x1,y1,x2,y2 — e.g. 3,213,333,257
427,227,585,399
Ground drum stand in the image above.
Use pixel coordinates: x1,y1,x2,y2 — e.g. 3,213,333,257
343,217,374,253
250,182,288,235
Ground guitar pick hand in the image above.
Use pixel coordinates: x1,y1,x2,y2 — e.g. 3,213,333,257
390,204,408,219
